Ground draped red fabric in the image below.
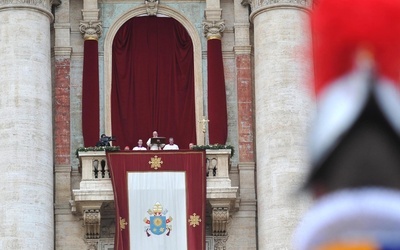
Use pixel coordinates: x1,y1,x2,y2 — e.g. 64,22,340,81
107,151,206,250
111,17,196,149
82,39,100,147
207,39,228,144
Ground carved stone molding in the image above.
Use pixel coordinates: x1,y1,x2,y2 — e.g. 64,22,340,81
250,0,312,11
203,20,225,40
214,236,228,250
85,239,99,250
212,207,229,236
0,0,60,10
241,0,251,6
0,0,50,9
264,0,310,5
249,0,312,22
0,0,55,20
145,0,158,16
83,208,101,239
79,20,102,41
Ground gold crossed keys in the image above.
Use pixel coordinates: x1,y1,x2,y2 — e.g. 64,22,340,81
188,213,202,227
149,155,163,170
120,217,128,231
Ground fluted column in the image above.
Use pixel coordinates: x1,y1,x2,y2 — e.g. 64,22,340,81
0,0,54,248
249,0,314,248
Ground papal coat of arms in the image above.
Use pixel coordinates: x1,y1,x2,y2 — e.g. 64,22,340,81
143,202,173,236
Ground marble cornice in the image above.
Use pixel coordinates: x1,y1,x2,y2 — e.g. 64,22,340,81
244,0,311,8
0,0,54,20
249,0,312,22
0,0,58,9
245,0,312,21
54,47,73,57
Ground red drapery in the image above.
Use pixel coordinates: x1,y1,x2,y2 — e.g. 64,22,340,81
207,39,228,144
82,40,100,147
107,151,206,250
111,17,196,149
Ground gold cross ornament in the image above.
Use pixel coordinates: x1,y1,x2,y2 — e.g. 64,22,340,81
149,155,163,170
188,213,202,227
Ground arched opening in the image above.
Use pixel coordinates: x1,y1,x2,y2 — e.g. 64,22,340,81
104,6,204,148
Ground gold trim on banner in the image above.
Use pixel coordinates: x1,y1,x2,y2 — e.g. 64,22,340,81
120,217,128,231
188,213,202,227
149,155,163,170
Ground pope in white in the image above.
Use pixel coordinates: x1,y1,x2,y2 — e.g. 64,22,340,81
147,131,165,150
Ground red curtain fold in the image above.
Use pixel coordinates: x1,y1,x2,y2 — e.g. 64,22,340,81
107,151,206,250
82,39,100,147
207,39,228,145
111,17,196,149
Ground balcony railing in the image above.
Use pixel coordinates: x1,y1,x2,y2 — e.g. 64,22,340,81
73,149,237,196
71,149,238,244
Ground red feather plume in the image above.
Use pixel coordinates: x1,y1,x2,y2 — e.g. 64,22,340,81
312,0,400,95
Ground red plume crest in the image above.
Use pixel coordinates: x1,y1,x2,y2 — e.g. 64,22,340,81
312,0,400,95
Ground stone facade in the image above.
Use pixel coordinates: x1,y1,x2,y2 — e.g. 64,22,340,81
0,0,315,249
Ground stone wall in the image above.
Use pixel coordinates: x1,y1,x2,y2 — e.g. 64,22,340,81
0,0,316,247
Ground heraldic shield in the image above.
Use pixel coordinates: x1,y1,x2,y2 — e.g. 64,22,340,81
144,202,173,237
150,216,167,235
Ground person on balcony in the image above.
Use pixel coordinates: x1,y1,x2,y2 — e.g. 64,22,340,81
146,131,165,150
133,139,147,150
163,137,179,150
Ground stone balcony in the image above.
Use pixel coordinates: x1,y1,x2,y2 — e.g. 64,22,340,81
71,149,239,242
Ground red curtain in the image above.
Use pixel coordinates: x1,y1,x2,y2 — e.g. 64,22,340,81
207,39,228,144
107,151,206,250
82,40,100,147
111,17,196,149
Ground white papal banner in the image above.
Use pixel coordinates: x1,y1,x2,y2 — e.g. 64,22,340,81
128,172,188,250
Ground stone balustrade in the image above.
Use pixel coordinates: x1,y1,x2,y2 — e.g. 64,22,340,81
73,151,114,206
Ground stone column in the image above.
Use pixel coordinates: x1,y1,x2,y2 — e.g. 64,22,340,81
249,0,313,249
0,0,54,249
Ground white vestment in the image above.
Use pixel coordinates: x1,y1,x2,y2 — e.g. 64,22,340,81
132,146,147,151
163,144,179,150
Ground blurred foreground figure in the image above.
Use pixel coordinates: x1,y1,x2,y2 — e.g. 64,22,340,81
294,0,400,249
